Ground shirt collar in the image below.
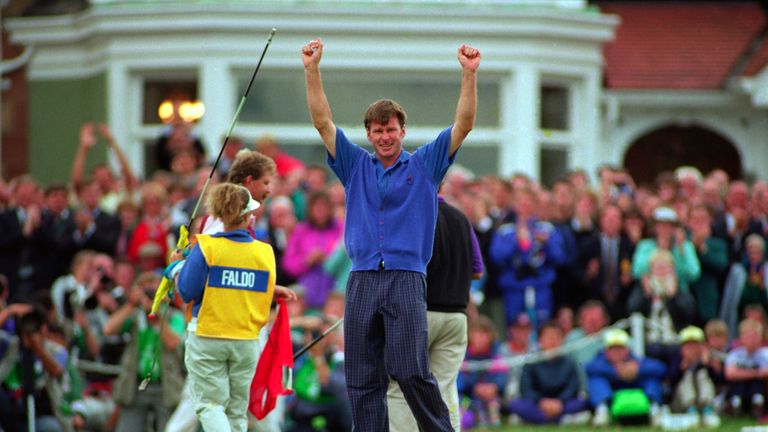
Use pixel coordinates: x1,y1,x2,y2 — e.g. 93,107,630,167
371,149,411,167
212,229,253,242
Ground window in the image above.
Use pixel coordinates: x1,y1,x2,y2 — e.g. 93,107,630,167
540,147,569,188
235,70,500,127
539,85,569,131
142,79,199,125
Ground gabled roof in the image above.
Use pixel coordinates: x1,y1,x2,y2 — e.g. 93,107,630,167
599,1,766,89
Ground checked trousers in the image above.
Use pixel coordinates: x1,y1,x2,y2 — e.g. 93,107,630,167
345,270,453,432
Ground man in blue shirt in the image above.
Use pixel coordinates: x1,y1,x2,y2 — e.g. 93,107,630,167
302,38,480,431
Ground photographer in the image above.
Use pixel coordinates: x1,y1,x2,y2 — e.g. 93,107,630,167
490,187,567,327
289,316,351,432
6,304,70,432
51,250,96,327
0,274,32,432
103,271,185,432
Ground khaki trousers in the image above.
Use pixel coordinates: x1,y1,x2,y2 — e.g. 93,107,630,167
185,332,260,432
387,311,468,431
672,368,716,412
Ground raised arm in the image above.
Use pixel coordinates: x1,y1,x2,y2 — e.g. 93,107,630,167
302,38,337,158
99,123,139,195
450,44,481,156
72,123,96,190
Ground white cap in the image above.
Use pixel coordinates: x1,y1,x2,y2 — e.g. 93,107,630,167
652,206,678,224
240,189,261,215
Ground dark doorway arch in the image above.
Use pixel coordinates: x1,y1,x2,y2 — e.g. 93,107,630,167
623,125,742,187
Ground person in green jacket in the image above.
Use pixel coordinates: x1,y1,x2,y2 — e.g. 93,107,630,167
686,205,729,323
632,206,701,294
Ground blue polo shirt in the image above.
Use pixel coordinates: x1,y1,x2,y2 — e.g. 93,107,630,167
327,126,455,275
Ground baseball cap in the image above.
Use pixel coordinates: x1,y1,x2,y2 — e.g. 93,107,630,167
679,326,705,344
652,206,678,224
604,328,630,347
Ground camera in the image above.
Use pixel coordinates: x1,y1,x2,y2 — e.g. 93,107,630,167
63,288,99,320
18,307,45,336
96,267,115,290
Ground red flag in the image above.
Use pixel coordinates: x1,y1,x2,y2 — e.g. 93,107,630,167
249,298,294,419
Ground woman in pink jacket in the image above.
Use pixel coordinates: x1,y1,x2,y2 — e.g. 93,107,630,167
282,191,343,308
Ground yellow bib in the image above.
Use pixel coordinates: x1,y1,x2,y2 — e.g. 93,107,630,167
195,234,276,339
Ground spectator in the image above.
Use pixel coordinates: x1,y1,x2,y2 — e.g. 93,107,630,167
632,206,701,295
550,180,579,312
715,181,758,263
508,322,590,424
72,180,121,256
169,148,200,191
499,312,534,402
586,328,666,426
565,300,610,391
687,205,730,323
16,305,69,432
0,292,34,431
703,319,729,402
668,326,720,427
216,135,245,179
303,165,329,195
50,250,95,327
282,191,343,309
115,200,139,259
458,315,507,429
19,183,77,297
0,175,42,301
675,166,703,202
323,242,352,294
490,187,567,326
724,318,768,417
153,120,206,173
629,249,696,362
555,306,575,336
622,207,647,249
289,317,351,432
576,204,635,321
657,171,680,206
126,182,170,265
738,234,768,317
571,190,599,245
71,123,138,214
255,134,305,179
267,196,298,287
103,272,186,432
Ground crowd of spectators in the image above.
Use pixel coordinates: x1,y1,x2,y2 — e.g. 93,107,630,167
1,119,768,431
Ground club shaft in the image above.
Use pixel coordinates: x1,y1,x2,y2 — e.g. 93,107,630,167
293,318,344,361
190,28,276,223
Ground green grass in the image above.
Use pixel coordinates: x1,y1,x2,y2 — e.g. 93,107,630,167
472,417,760,431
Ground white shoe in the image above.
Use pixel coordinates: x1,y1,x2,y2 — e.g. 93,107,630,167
592,404,610,426
649,404,667,427
701,412,721,428
561,410,592,425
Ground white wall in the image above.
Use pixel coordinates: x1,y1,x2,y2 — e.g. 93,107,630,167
602,90,768,180
8,1,617,179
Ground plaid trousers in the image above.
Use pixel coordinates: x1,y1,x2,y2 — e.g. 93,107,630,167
345,270,453,431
